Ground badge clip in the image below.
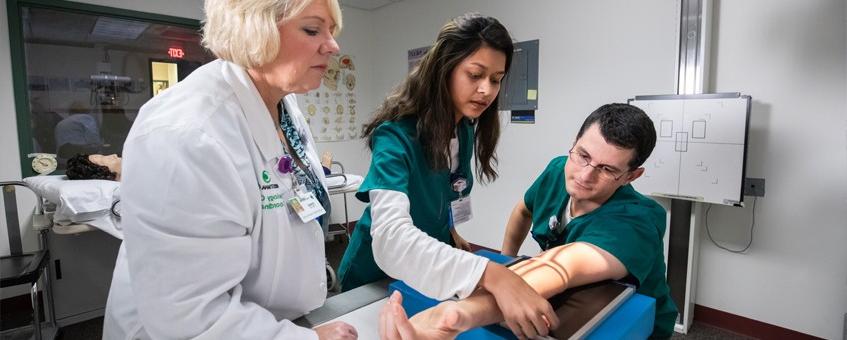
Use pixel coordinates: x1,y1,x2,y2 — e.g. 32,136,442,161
277,155,293,174
549,215,561,233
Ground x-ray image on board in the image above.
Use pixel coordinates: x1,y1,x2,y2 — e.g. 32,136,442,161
628,93,751,206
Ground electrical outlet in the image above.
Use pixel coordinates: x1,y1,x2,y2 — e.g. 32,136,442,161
743,177,766,197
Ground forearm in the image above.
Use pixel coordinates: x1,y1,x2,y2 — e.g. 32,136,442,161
508,248,573,298
453,291,502,330
501,202,532,256
512,242,626,297
423,242,627,333
455,258,565,323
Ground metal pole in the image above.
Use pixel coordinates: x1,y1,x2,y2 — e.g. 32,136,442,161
670,0,712,333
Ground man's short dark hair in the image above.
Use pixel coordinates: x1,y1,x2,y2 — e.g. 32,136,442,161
576,103,657,169
66,154,116,180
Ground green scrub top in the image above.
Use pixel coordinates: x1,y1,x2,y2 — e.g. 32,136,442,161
337,117,474,291
524,156,678,339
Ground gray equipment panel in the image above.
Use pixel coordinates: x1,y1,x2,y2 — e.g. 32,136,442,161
500,40,539,111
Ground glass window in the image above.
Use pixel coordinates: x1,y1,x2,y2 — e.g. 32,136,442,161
13,4,214,173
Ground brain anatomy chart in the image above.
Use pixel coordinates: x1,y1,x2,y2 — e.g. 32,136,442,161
298,54,359,142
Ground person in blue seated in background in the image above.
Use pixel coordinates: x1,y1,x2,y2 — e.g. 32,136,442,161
379,103,678,340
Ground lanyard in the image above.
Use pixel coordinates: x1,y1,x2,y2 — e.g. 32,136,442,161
276,104,320,200
449,126,468,196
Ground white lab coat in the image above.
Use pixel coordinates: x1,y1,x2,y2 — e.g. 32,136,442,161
103,60,328,340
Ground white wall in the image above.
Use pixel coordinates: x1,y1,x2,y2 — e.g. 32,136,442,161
1,0,38,298
695,1,847,338
316,6,376,225
0,1,14,242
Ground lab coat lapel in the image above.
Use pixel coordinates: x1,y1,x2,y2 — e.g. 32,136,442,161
220,61,281,163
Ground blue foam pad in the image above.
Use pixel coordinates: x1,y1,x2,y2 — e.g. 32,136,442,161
388,250,655,339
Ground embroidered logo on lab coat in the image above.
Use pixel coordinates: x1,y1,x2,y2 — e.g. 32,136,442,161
260,170,284,210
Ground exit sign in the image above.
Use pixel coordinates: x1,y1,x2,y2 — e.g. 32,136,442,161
168,47,185,59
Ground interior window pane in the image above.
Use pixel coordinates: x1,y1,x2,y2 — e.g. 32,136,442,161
21,7,214,170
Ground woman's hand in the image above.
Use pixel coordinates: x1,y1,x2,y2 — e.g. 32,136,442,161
315,321,358,340
479,263,559,339
379,291,469,340
450,228,472,252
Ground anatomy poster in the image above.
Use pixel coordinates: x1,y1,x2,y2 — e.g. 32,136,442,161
408,46,430,72
298,54,359,142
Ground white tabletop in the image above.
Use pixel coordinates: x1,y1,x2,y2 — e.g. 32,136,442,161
319,297,388,339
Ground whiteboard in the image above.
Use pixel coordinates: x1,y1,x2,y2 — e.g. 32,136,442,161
628,93,751,206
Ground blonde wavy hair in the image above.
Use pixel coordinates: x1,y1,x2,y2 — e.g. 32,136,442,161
202,0,342,68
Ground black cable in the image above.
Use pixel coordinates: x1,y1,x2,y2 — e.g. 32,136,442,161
705,197,757,253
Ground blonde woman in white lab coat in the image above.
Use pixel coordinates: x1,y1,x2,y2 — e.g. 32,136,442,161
102,0,357,339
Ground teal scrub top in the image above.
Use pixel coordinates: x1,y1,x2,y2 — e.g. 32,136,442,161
337,117,474,291
524,156,678,339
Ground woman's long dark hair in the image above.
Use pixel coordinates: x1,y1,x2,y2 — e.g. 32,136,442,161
362,13,513,183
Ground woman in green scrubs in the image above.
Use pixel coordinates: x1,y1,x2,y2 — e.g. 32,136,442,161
337,13,559,339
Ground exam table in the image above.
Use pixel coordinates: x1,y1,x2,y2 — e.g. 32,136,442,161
295,250,656,339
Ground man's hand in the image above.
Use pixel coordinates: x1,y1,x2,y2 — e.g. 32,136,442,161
450,228,472,252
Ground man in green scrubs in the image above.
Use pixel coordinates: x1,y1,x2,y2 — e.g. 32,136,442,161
501,103,678,338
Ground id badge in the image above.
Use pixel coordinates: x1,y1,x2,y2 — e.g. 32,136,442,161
449,196,473,227
288,192,326,223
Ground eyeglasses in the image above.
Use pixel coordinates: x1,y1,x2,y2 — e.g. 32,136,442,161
568,148,631,181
